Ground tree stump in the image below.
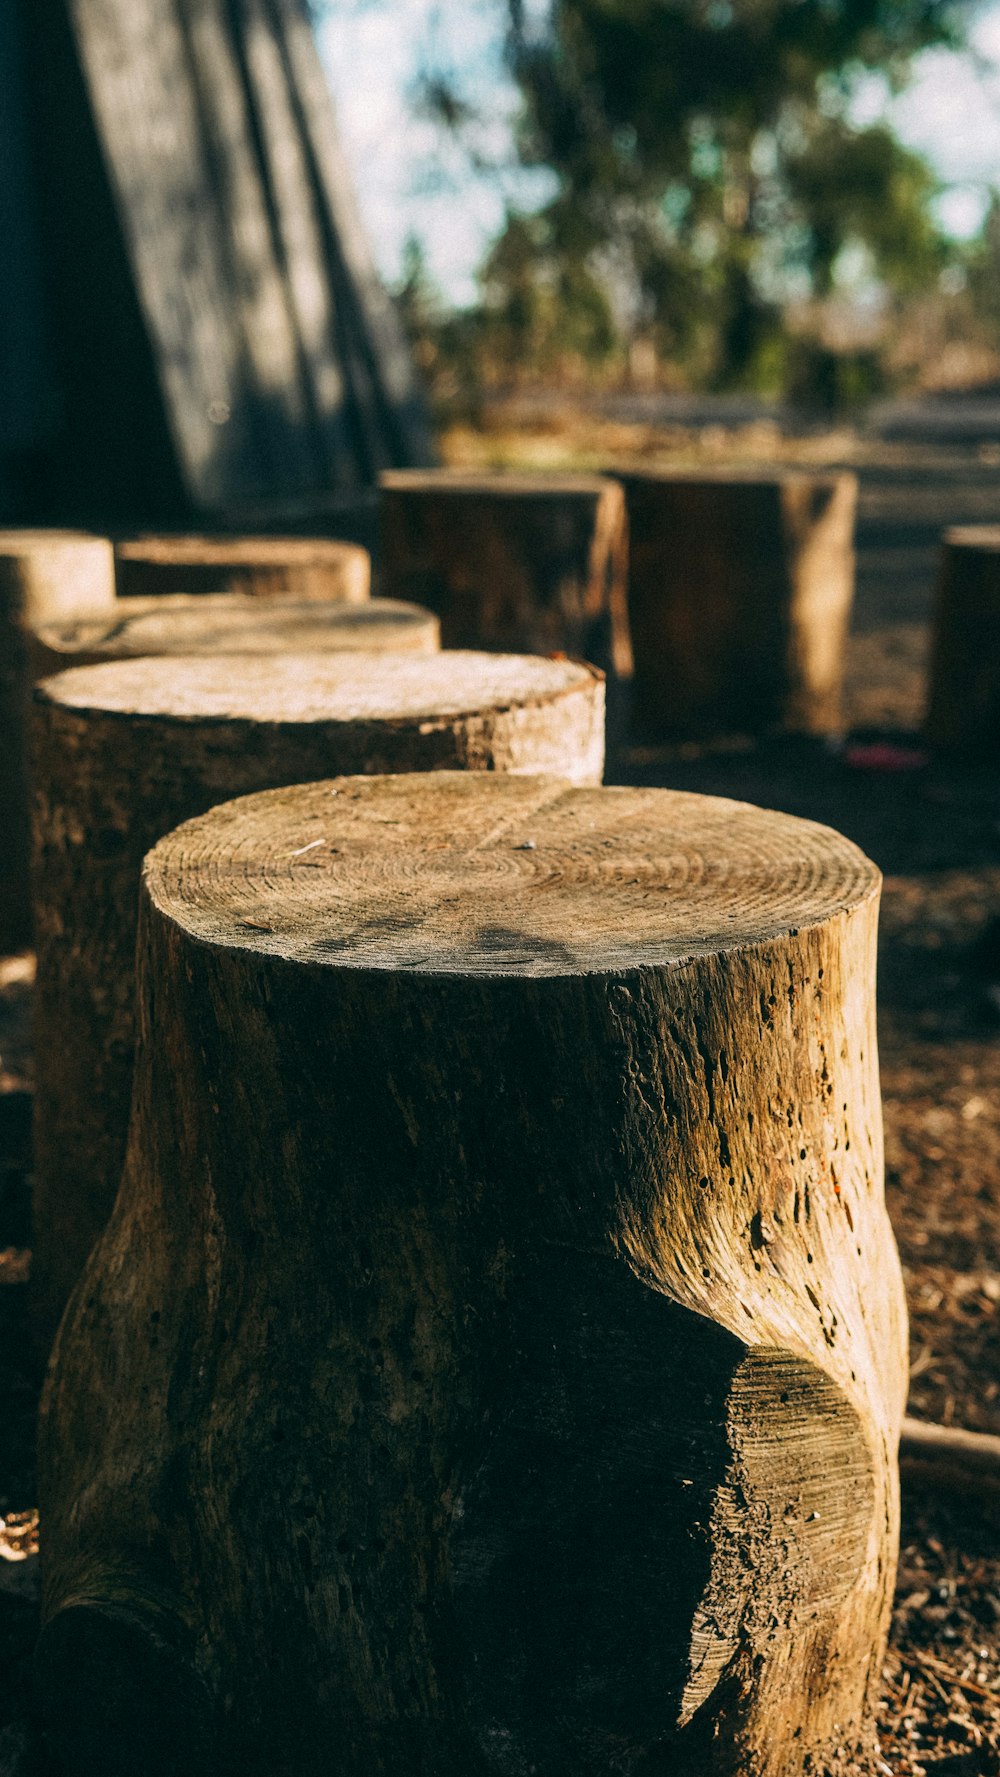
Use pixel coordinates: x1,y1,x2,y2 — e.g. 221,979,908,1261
114,534,371,603
925,526,1000,754
0,530,116,950
30,654,604,1337
30,595,439,676
38,773,907,1777
378,470,631,671
620,470,857,739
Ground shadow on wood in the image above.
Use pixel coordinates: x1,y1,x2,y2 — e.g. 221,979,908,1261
39,774,906,1776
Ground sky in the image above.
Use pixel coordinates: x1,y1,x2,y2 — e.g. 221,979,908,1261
318,0,1000,306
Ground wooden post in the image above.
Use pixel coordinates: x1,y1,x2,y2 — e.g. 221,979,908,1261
30,595,440,676
0,530,115,951
114,535,371,602
30,654,604,1337
378,470,631,672
37,773,907,1777
619,470,857,739
926,526,1000,754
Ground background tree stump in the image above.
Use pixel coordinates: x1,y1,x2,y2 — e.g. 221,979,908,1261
378,470,631,671
114,534,371,602
30,654,604,1337
38,773,907,1777
30,595,440,676
620,470,857,739
0,530,116,950
925,526,1000,754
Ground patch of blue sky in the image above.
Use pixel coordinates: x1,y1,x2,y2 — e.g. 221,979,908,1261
319,0,1000,302
318,0,554,306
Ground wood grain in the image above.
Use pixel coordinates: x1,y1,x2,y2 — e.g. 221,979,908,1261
39,773,906,1776
30,657,604,1335
30,595,439,675
0,529,115,948
926,526,1000,754
620,469,857,738
114,533,370,601
379,470,630,670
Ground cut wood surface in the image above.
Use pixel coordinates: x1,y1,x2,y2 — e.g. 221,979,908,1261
114,534,370,602
925,526,1000,754
379,470,630,670
620,469,857,738
0,530,115,950
38,774,906,1777
30,595,439,675
30,656,604,1339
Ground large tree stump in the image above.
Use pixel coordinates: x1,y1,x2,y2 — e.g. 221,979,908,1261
30,654,604,1337
0,530,116,950
114,534,371,602
30,594,439,675
926,526,1000,754
38,773,907,1777
620,469,857,738
379,470,631,670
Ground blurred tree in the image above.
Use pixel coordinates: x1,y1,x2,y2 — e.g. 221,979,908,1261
428,0,975,396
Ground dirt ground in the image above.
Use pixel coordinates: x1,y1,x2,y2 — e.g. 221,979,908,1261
2,411,999,1772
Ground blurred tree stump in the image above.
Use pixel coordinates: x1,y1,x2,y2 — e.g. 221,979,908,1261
39,773,906,1777
621,470,857,739
115,534,371,602
379,470,630,671
926,526,1000,755
30,653,604,1337
30,595,439,675
0,530,115,950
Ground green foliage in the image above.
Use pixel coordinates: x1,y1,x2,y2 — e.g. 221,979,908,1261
432,0,977,400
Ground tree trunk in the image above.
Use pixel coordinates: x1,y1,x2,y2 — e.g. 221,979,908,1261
38,773,907,1777
114,534,370,602
621,470,856,739
0,530,115,950
379,471,631,674
30,654,604,1338
925,526,1000,754
30,594,439,675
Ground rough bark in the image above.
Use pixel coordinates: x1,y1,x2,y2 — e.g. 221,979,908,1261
38,773,907,1777
620,470,857,739
30,655,604,1337
925,526,1000,754
114,534,370,602
0,530,115,950
379,470,631,673
29,594,439,675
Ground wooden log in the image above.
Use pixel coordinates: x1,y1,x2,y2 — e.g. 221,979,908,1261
925,526,1000,754
378,470,631,671
30,654,604,1338
619,469,857,739
0,530,115,950
114,534,371,602
38,773,907,1777
30,595,439,675
900,1415,1000,1502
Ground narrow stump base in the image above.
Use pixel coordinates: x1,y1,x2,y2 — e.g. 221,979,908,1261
40,774,907,1777
30,654,604,1336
